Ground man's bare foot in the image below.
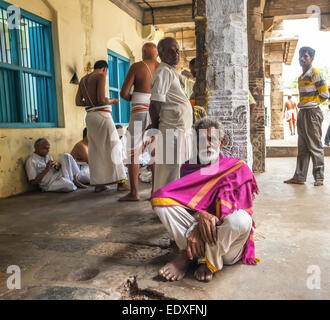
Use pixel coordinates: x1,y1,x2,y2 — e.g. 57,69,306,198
73,176,88,189
314,181,324,186
117,183,130,191
118,192,140,201
284,178,304,185
194,263,213,282
94,186,109,193
159,254,190,281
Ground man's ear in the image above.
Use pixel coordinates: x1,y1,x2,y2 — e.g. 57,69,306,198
220,138,225,150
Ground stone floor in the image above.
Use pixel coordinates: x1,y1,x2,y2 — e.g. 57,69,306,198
0,158,330,300
267,134,298,147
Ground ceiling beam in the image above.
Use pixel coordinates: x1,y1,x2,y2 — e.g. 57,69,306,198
143,4,193,25
109,0,144,24
264,0,330,19
180,49,196,58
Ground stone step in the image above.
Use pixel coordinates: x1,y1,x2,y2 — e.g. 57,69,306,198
266,146,330,157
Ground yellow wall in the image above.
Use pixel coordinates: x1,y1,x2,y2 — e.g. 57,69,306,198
0,0,161,198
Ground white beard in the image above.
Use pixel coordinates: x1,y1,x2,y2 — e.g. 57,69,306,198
199,147,220,165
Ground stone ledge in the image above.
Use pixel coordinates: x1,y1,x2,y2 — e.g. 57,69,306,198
266,146,330,157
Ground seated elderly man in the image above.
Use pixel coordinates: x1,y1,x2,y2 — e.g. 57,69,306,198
151,118,259,282
71,128,90,184
26,138,87,192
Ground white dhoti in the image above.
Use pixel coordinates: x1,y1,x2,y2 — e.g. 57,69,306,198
76,161,90,184
139,166,152,183
247,138,253,171
153,129,193,192
85,109,126,186
286,109,296,122
47,153,80,192
126,92,151,158
26,153,79,192
154,205,252,272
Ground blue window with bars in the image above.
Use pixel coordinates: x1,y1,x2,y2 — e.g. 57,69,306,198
107,49,131,125
0,0,57,128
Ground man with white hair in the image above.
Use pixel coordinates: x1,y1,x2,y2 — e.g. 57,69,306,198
151,118,259,282
26,138,87,192
149,37,193,192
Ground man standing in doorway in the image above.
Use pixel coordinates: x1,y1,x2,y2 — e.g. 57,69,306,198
119,43,159,201
284,47,329,186
149,37,193,192
76,60,129,192
283,95,298,135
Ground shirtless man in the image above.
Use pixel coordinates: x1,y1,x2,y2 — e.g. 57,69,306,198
76,60,129,193
71,128,90,184
119,43,159,201
283,95,299,135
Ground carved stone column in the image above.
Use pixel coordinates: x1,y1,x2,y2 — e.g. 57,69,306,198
270,62,284,140
195,0,249,161
247,0,266,172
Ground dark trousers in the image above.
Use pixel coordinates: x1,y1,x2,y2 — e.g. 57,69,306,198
293,107,324,182
324,125,330,146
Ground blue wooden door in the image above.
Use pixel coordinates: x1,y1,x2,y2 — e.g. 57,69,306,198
107,50,130,125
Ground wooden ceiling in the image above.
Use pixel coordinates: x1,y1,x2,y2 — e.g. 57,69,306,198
135,0,192,9
109,0,193,25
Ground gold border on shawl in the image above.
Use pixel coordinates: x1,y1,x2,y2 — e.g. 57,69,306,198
220,200,238,210
187,161,245,209
150,197,187,208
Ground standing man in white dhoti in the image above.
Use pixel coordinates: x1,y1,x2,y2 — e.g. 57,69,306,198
283,95,298,136
76,60,129,193
26,138,87,192
119,43,159,201
149,37,193,192
71,128,90,184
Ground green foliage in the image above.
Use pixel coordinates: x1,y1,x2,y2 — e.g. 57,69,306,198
285,66,330,93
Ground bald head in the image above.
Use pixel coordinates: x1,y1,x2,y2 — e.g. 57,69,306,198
142,42,158,60
34,138,50,157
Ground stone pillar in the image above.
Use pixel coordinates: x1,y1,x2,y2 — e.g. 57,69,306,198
270,61,284,140
195,0,249,161
247,0,265,172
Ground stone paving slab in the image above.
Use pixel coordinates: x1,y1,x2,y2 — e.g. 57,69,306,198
0,163,330,299
1,285,122,300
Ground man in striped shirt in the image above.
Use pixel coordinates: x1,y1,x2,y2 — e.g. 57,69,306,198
284,47,329,186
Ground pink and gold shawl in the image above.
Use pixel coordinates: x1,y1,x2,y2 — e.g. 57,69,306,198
151,154,259,265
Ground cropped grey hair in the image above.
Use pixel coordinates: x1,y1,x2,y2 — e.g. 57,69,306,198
194,117,225,140
34,138,49,148
157,37,178,55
